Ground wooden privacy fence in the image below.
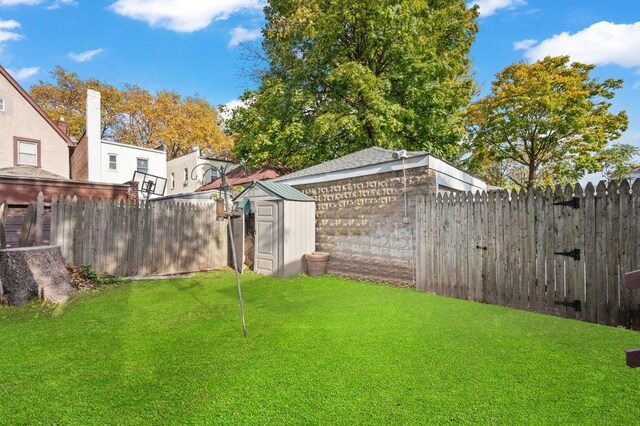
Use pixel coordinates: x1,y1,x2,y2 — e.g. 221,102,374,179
416,180,640,329
48,195,227,277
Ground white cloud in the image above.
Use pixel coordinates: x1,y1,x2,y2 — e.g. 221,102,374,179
0,0,41,5
513,39,536,51
228,26,261,48
6,66,39,80
521,21,640,70
0,0,75,7
468,0,526,17
220,98,246,121
0,19,19,29
110,0,264,33
513,38,538,50
0,18,21,56
68,48,105,62
47,0,77,9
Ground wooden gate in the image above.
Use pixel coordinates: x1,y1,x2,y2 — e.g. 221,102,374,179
416,180,640,329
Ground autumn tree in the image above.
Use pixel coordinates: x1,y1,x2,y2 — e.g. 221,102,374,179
30,66,122,140
465,56,629,189
30,66,233,160
228,0,478,169
114,87,233,159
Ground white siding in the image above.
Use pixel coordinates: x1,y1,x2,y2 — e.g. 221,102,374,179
100,141,167,197
283,200,316,276
429,156,486,193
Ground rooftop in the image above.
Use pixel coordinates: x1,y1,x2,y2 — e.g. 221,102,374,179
0,166,69,181
235,180,315,202
196,166,279,191
274,147,427,182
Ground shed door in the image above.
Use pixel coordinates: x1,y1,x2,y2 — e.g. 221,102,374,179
254,200,279,276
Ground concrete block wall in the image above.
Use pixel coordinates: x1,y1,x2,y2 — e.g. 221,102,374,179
294,167,436,284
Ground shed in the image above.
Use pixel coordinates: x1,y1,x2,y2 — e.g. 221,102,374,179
234,181,316,277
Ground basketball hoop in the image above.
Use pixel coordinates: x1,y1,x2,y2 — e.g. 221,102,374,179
131,171,168,200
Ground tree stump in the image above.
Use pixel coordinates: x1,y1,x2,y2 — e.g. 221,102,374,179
0,245,73,306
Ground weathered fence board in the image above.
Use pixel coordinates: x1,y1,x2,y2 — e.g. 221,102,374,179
0,200,6,249
416,180,640,329
45,195,227,277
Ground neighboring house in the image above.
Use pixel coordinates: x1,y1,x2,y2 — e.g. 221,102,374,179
166,147,233,196
71,90,167,198
275,147,487,284
0,65,74,179
196,166,280,192
630,167,640,181
153,166,280,204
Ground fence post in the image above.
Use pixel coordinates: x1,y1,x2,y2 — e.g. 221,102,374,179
35,192,44,246
0,201,6,249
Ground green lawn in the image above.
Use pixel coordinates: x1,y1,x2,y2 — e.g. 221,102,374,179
1,271,639,424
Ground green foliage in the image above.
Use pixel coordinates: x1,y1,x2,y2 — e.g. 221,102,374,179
464,56,629,188
598,143,640,181
229,0,478,169
0,271,638,423
80,264,119,285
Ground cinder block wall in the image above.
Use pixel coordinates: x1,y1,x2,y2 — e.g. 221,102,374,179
294,167,436,284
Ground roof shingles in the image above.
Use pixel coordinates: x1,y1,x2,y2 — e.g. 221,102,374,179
274,147,427,181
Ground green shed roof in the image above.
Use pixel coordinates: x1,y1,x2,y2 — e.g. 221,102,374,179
235,180,315,202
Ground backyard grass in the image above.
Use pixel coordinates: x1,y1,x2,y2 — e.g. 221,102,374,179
1,271,639,424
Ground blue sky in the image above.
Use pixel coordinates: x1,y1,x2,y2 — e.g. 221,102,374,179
1,0,639,156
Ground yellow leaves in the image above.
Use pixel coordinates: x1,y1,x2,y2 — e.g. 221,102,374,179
30,66,233,160
115,88,233,160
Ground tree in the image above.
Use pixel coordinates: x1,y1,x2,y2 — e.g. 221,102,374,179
30,66,122,140
30,66,233,160
228,0,478,169
113,87,233,159
599,143,639,181
464,56,629,189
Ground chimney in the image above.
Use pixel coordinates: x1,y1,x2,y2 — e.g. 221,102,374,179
86,89,102,182
56,116,68,135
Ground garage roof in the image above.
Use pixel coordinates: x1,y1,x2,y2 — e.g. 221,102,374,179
274,147,427,182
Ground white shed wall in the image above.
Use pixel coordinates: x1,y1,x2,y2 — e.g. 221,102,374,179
283,200,316,277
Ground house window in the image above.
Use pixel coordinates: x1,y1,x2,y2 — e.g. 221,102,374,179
209,168,219,183
183,168,189,186
170,173,175,190
137,158,149,174
14,138,40,167
108,154,117,171
0,98,5,112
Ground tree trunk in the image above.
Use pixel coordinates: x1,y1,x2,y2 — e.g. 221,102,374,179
527,163,536,189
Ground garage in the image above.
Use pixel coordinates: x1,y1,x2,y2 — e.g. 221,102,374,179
234,181,316,277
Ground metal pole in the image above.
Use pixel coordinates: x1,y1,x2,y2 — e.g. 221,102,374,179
221,168,248,338
189,162,248,338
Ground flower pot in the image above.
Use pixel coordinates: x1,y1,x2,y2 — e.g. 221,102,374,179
305,252,330,276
